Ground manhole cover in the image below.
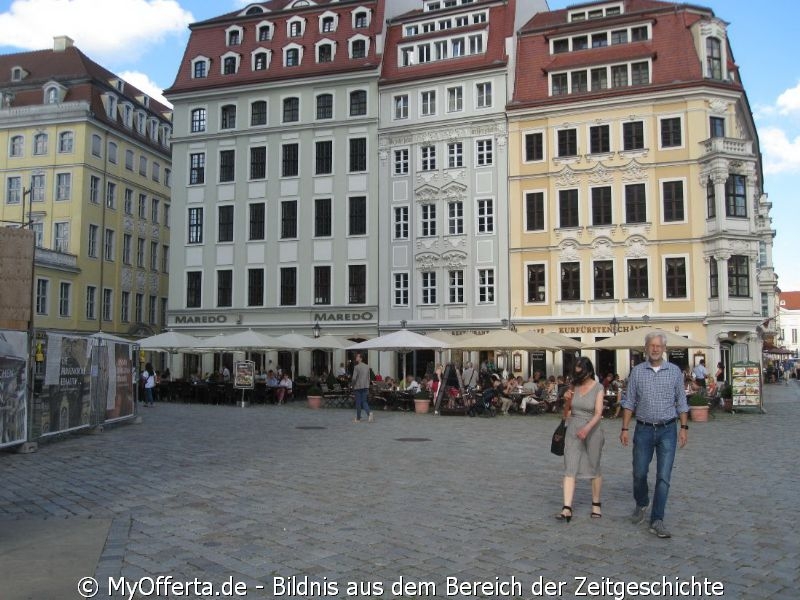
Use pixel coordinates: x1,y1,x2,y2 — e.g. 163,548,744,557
394,437,431,442
295,426,327,430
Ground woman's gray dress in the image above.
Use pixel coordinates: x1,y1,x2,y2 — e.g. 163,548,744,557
564,381,604,478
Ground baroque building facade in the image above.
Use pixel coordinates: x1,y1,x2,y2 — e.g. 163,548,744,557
0,36,173,339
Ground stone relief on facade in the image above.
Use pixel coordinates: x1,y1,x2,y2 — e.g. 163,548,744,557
442,250,468,268
559,241,580,262
415,252,440,271
136,271,146,289
415,184,439,202
591,238,614,260
151,224,160,239
445,236,466,248
620,159,648,182
587,162,613,184
708,98,730,115
555,166,580,187
121,267,132,291
123,216,134,233
416,238,439,251
624,236,648,258
384,121,506,148
150,273,159,294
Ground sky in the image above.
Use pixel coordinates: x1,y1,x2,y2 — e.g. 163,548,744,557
0,0,798,290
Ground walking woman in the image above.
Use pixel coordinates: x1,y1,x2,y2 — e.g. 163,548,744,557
556,356,605,522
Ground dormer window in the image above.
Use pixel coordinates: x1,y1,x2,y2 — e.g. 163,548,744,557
316,41,335,63
284,44,303,67
287,17,305,38
221,52,240,75
252,49,271,71
244,5,265,15
148,118,159,140
256,21,274,41
135,111,146,134
349,35,369,59
569,2,623,22
706,37,723,80
45,86,59,104
353,9,370,29
11,66,27,81
227,29,241,46
191,56,210,79
120,103,134,128
321,15,336,33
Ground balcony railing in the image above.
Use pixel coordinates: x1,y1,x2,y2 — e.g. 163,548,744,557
34,247,79,272
701,137,753,157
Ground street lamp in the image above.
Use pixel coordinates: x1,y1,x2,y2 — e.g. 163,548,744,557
312,320,321,339
400,319,407,329
643,314,650,326
609,316,619,336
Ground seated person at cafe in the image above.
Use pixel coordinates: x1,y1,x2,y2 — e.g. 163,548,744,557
468,374,502,417
398,374,420,393
461,362,478,389
499,377,519,415
275,372,293,404
266,370,279,387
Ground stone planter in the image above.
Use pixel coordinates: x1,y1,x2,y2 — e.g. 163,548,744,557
689,405,709,422
307,395,323,410
414,398,431,414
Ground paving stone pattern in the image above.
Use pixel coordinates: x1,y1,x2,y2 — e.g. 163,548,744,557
2,384,799,599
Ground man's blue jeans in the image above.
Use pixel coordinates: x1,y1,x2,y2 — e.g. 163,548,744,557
354,388,370,420
632,421,677,523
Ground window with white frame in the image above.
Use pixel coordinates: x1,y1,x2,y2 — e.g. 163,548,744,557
448,201,463,235
190,108,206,132
476,198,494,233
475,138,493,166
706,37,723,80
420,90,436,116
593,260,614,299
6,176,21,204
33,133,47,155
350,37,367,59
662,180,685,222
103,228,115,261
349,90,367,116
394,206,409,239
88,224,98,258
103,289,113,321
476,82,492,108
91,134,102,157
86,286,96,320
527,264,546,303
31,173,45,202
525,191,545,231
421,204,437,236
257,22,274,41
59,282,71,317
55,173,71,201
394,272,409,306
394,149,409,175
561,262,581,301
394,94,408,119
320,13,337,32
589,124,610,154
421,145,437,171
317,41,334,63
447,86,463,112
59,131,73,153
664,257,687,299
192,56,209,78
660,117,682,148
448,270,463,304
138,194,147,219
36,279,48,315
524,132,544,162
421,271,437,304
477,268,495,303
353,9,370,28
285,46,301,67
251,100,267,125
136,238,144,267
447,142,463,168
557,128,578,157
122,234,131,264
221,104,236,129
253,49,270,71
227,26,242,46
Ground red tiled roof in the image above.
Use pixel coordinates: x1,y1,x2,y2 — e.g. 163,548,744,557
166,0,385,95
0,45,171,153
511,0,740,107
380,2,511,85
780,292,800,311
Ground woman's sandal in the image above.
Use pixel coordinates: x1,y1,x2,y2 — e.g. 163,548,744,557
590,502,602,518
555,505,573,523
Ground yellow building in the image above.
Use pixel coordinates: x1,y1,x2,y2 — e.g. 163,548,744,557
507,1,775,378
0,37,173,339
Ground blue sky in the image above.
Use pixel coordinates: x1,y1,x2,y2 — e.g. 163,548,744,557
1,0,798,291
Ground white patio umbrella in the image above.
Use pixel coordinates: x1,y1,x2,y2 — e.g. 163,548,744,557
137,330,201,352
198,329,284,351
274,333,320,349
542,331,585,350
349,329,449,379
456,329,559,351
314,334,355,350
583,327,712,350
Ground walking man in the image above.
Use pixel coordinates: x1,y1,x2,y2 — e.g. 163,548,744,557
620,332,688,538
351,353,373,423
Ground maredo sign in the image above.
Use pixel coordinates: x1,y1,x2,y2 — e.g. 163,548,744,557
314,312,374,322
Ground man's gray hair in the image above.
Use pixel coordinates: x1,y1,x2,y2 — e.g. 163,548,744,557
644,331,667,347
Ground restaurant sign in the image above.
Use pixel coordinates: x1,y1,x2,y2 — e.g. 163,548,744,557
174,314,228,324
558,325,643,334
314,312,374,322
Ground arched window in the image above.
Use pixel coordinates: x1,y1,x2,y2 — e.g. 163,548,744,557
251,100,267,126
9,135,23,157
220,105,237,129
349,90,367,116
190,108,206,133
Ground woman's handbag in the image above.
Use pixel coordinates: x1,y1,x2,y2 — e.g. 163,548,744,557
550,419,567,456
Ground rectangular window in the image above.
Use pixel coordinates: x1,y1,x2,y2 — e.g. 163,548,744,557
561,263,581,301
527,264,546,303
349,138,367,172
36,279,49,315
148,295,157,325
219,150,235,182
447,142,462,169
86,286,96,320
89,176,100,204
665,257,687,298
122,234,131,264
136,238,145,268
625,183,647,224
710,116,725,138
394,206,409,239
217,270,233,307
394,94,408,119
571,70,587,93
88,224,98,258
421,90,436,116
707,178,716,219
123,189,133,214
188,207,203,243
59,282,71,317
557,129,577,157
121,291,129,323
150,241,158,271
593,260,614,299
218,205,234,242
448,201,463,235
394,149,409,175
151,198,159,224
280,267,297,306
281,201,297,239
476,139,493,166
162,245,169,273
348,265,366,304
54,222,70,252
105,182,116,208
315,141,333,175
709,259,718,299
250,146,266,179
663,181,685,222
447,86,463,112
525,132,543,162
591,187,612,225
56,173,71,201
611,64,628,87
251,101,267,125
314,266,331,305
761,292,769,318
314,198,331,237
421,204,437,237
139,156,147,177
421,272,438,304
660,117,682,148
725,174,747,217
189,153,205,184
589,125,610,154
249,203,265,240
627,259,648,299
552,73,568,96
282,143,299,177
349,196,366,236
559,189,579,228
728,256,750,297
525,192,545,231
103,228,115,261
591,67,608,90
103,289,113,321
394,273,409,306
623,121,644,151
138,194,147,219
248,268,264,306
421,145,437,171
476,82,492,108
631,61,649,85
478,268,495,303
476,199,494,234
134,293,143,322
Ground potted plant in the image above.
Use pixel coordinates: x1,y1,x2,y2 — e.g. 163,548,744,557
307,385,324,409
719,383,733,413
688,392,709,422
414,390,432,414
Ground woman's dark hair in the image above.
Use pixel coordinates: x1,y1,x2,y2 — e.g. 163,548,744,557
573,356,595,383
145,362,153,373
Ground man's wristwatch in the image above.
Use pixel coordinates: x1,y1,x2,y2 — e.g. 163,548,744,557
621,428,628,431
680,425,689,430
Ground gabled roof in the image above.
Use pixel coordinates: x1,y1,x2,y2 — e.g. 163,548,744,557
166,0,385,95
780,292,800,311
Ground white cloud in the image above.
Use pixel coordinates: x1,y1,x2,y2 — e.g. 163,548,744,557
776,81,800,116
760,127,800,175
119,71,172,108
0,0,193,61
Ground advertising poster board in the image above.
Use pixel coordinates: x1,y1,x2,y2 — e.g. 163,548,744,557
731,361,761,408
0,330,28,448
107,343,134,421
234,361,255,389
41,334,91,435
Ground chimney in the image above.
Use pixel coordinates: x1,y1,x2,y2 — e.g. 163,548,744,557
53,36,74,52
